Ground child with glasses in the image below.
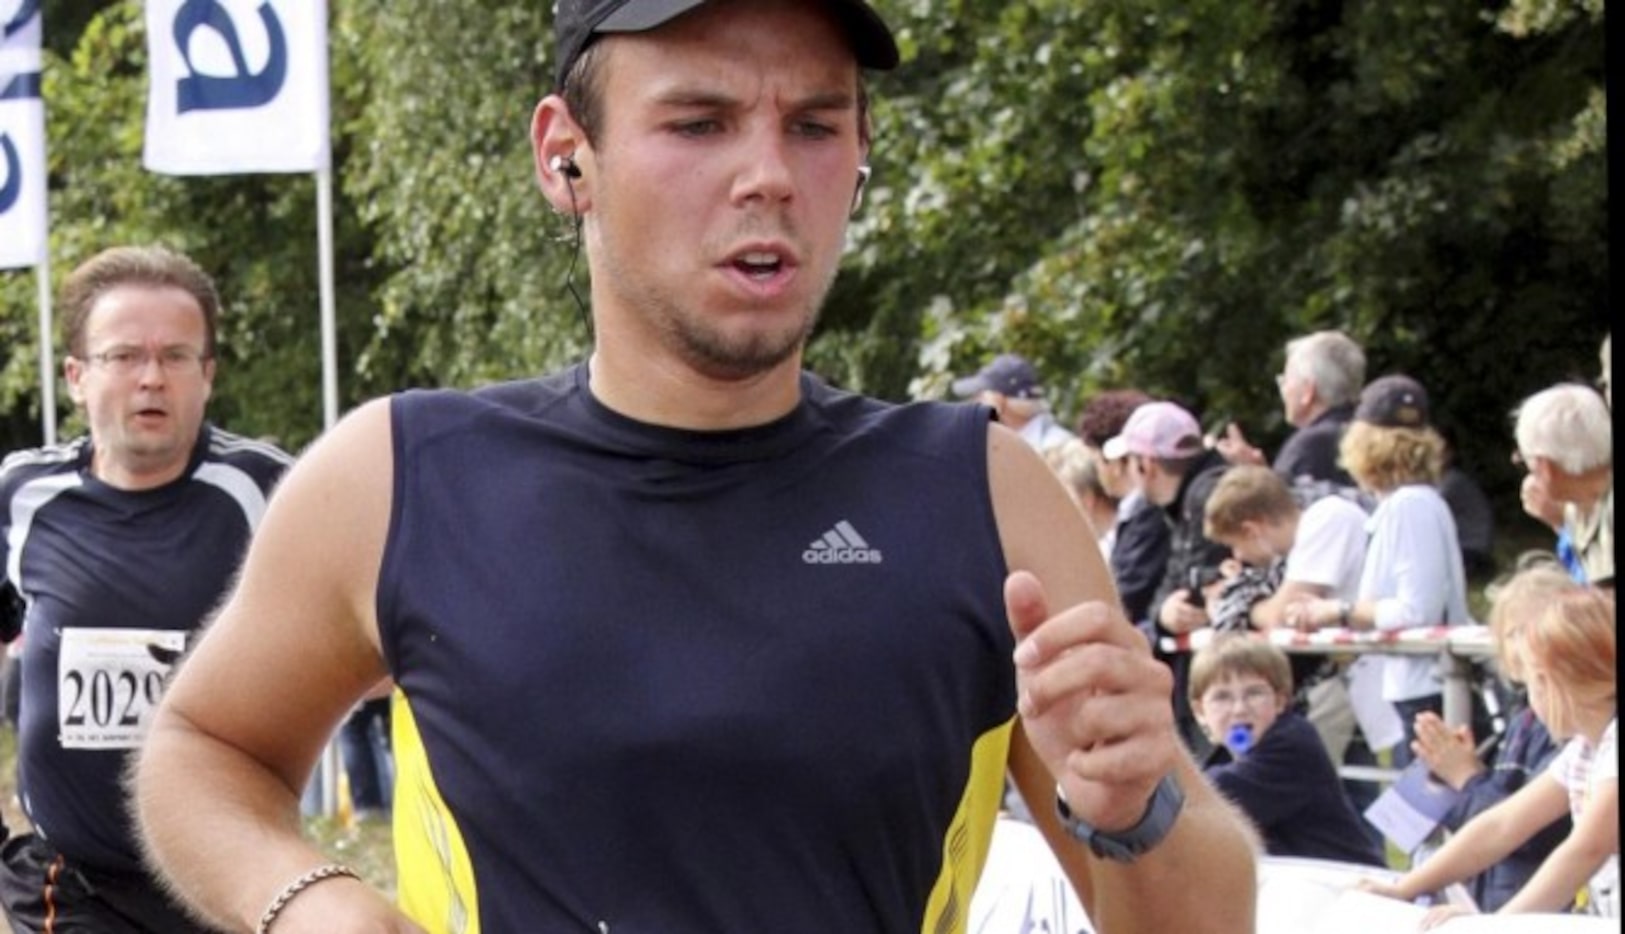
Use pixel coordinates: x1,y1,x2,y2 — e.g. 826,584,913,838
1192,632,1386,866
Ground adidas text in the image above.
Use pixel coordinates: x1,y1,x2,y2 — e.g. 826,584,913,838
802,547,884,565
803,520,883,565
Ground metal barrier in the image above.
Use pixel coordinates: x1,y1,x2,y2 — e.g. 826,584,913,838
1159,624,1496,730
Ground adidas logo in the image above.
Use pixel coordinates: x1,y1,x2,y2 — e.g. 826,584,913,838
802,520,884,565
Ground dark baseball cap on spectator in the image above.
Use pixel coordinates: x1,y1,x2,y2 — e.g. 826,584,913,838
1101,401,1204,460
952,354,1045,400
1355,374,1430,429
553,0,901,88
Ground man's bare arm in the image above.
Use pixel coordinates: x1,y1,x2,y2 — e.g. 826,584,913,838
133,399,424,933
989,424,1257,933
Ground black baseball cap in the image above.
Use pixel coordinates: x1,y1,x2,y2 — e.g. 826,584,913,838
553,0,901,88
952,354,1045,400
1355,374,1430,429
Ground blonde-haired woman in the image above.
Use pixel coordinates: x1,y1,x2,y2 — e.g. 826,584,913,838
1288,374,1473,766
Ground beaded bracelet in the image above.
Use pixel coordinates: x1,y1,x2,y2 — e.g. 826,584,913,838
256,863,361,933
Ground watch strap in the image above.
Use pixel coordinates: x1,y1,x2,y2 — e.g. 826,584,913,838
1055,774,1185,863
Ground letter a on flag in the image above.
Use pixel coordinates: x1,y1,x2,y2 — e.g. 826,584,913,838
0,0,47,269
144,0,329,174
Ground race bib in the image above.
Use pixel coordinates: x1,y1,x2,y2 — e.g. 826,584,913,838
57,627,187,749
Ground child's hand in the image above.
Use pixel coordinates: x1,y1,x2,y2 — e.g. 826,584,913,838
1410,711,1484,790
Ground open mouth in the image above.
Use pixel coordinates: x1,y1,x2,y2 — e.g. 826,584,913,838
732,250,785,280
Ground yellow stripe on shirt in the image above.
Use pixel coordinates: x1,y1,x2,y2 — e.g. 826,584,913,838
392,690,481,934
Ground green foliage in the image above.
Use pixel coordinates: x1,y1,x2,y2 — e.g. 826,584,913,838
870,0,1605,514
335,1,589,396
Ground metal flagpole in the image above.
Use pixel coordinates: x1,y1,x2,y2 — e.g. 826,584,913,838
35,244,54,445
317,164,338,431
315,163,341,815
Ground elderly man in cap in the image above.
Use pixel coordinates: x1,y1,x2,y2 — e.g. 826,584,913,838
954,353,1076,454
1104,399,1232,753
133,1,1257,932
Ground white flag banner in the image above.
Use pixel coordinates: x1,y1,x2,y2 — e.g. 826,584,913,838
144,0,329,175
0,0,46,269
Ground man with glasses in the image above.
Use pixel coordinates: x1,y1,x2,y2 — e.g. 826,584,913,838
0,244,290,932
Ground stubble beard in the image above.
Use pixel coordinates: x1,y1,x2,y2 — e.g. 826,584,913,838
601,251,839,383
659,290,824,381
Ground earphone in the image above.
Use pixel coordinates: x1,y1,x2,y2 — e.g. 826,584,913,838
550,152,590,337
550,154,581,179
852,164,872,215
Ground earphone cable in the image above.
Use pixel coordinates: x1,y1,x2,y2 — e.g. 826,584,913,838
562,178,591,339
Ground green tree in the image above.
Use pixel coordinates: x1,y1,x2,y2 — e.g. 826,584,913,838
335,0,587,397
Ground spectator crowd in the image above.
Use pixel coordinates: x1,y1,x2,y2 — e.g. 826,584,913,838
959,328,1614,927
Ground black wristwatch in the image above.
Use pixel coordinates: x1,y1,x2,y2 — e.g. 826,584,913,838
1055,774,1185,863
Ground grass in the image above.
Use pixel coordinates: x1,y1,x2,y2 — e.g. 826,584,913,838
0,726,398,898
0,727,21,840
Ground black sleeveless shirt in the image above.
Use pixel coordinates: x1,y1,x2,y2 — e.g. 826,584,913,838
381,365,1017,933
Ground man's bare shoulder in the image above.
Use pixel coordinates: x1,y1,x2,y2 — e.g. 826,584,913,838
291,396,395,489
250,397,396,606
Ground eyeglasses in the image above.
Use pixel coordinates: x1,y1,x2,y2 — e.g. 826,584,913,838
84,346,209,375
1201,685,1277,711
